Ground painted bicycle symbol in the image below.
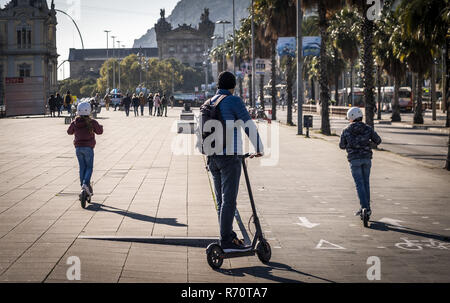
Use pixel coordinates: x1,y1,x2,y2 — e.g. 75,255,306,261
395,238,450,251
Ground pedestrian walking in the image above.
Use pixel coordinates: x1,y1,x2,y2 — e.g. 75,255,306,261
48,94,57,117
204,71,264,253
67,102,103,200
161,94,168,117
132,94,140,117
64,91,73,114
104,94,111,111
148,93,154,116
154,93,161,116
139,92,147,116
339,107,382,218
56,93,63,117
122,93,132,117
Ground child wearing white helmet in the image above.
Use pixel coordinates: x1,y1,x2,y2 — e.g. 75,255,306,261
339,107,382,224
67,102,104,204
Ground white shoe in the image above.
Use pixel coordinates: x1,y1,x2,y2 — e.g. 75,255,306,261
355,209,362,216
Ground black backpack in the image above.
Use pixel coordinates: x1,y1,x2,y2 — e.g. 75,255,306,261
197,95,228,155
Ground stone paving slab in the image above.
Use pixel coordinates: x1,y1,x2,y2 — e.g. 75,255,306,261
0,108,449,283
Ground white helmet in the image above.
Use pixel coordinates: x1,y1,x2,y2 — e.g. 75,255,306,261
347,107,363,121
77,102,92,116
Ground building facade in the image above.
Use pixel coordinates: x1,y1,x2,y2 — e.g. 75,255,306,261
0,0,58,115
68,47,158,79
155,8,215,69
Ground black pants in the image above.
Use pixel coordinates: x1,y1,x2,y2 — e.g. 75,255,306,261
125,106,130,116
149,105,153,116
140,105,145,116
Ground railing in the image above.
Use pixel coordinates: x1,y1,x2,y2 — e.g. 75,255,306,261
303,104,350,116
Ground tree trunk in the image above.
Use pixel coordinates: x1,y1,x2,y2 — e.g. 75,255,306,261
414,73,424,124
377,65,382,120
249,74,253,107
311,78,315,101
431,60,437,121
318,0,331,135
392,76,401,122
239,77,243,99
287,56,294,126
445,37,450,127
334,48,339,106
446,131,450,170
271,43,277,121
350,63,354,106
260,74,265,110
362,17,375,128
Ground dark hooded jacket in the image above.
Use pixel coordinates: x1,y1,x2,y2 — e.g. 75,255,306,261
339,122,382,161
67,117,103,148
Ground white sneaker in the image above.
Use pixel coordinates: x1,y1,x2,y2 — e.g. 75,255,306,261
355,209,362,216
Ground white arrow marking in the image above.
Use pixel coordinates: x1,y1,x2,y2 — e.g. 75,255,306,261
315,239,346,250
295,217,320,229
379,218,404,227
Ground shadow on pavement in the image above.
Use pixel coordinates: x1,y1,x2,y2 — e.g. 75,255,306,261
217,261,335,283
369,221,450,242
86,203,187,227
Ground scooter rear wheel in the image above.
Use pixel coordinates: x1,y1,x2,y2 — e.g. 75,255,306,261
362,209,370,228
256,240,272,264
206,244,224,269
80,191,87,209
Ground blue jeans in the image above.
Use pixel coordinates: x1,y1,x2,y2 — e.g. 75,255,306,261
76,147,94,187
208,155,242,244
349,158,372,211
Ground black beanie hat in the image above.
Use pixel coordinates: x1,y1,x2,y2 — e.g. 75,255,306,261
218,71,236,90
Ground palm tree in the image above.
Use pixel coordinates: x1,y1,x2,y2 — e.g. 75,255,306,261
303,0,344,135
329,8,360,106
346,0,377,128
374,0,407,122
255,0,297,125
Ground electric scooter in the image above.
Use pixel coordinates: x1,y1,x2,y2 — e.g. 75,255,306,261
206,154,272,270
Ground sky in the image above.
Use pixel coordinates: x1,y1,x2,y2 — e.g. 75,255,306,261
0,0,180,79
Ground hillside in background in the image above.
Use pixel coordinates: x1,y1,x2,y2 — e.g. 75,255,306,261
133,0,250,48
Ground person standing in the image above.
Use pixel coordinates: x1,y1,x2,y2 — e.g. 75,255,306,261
170,95,175,109
122,93,132,117
161,94,168,117
205,71,264,253
132,93,140,117
56,93,63,117
154,93,161,117
139,92,147,116
339,107,382,218
64,91,73,115
104,94,111,111
48,94,57,117
147,93,154,116
67,102,103,200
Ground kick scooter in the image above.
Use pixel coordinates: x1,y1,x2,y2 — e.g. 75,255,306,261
206,154,272,270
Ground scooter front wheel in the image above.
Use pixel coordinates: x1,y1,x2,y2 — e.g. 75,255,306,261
79,191,87,209
256,240,272,264
206,244,224,270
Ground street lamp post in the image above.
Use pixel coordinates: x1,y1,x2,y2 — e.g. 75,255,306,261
251,0,256,108
111,36,116,90
297,0,304,135
232,0,236,75
117,41,121,90
104,30,111,93
216,20,231,72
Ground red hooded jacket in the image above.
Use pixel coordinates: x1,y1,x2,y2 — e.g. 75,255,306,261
67,117,103,148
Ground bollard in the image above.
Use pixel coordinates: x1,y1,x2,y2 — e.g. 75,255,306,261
304,115,313,138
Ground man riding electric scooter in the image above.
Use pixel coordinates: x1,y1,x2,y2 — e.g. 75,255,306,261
203,72,264,254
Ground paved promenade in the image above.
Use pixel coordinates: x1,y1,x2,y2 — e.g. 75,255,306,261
0,108,449,283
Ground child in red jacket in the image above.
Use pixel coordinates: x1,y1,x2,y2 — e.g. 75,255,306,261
67,102,103,199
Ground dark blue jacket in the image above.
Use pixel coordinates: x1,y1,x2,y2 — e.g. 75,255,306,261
211,89,263,155
339,122,382,161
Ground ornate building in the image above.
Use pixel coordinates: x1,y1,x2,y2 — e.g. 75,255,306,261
155,8,215,69
0,0,58,116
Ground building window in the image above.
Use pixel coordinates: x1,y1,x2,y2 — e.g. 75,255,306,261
182,45,189,53
17,27,32,49
168,46,176,53
18,63,31,78
196,45,203,52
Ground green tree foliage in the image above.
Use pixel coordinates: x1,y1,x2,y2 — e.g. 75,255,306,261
58,78,97,98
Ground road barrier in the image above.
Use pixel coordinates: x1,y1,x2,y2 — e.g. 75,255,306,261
303,104,351,116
